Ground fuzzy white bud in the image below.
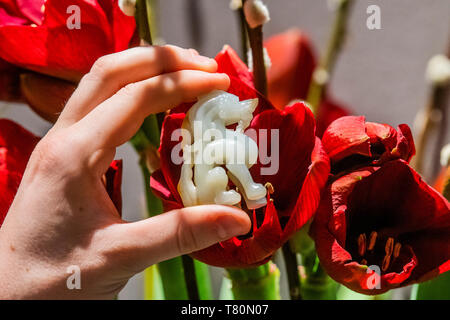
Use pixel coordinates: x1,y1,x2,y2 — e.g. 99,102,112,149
119,0,136,17
229,0,242,10
426,54,450,86
243,0,270,28
441,144,450,167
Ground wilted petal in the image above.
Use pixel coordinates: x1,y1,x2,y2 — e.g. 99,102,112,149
20,72,76,122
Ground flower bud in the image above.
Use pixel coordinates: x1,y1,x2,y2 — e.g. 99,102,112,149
441,144,450,168
118,0,136,17
229,0,242,10
243,0,270,28
426,54,450,86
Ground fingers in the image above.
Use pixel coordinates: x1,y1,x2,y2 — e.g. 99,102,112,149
107,205,251,270
74,70,230,151
57,45,218,126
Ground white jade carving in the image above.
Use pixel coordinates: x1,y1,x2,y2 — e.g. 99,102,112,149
178,90,267,209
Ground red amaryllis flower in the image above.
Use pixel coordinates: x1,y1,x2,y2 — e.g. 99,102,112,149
265,29,350,137
150,46,330,267
321,115,415,169
0,0,136,121
0,119,123,227
310,116,450,294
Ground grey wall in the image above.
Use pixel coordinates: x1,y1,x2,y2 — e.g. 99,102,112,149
1,0,449,299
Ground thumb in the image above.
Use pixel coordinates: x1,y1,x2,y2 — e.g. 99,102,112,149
109,205,251,271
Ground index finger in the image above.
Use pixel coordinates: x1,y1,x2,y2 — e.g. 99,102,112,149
57,45,218,127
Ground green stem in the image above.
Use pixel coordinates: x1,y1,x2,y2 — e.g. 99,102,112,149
194,260,214,300
182,255,200,300
306,0,354,114
282,243,302,300
135,0,153,44
300,252,338,300
227,262,281,300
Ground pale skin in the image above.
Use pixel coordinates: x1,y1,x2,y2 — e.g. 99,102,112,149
0,45,251,299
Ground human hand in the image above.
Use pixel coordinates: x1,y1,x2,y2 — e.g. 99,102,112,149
0,45,251,299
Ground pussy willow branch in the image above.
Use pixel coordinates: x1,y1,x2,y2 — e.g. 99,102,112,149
306,0,355,114
236,6,249,65
412,44,450,178
242,0,267,96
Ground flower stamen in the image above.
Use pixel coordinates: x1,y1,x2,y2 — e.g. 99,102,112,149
393,242,402,258
367,231,377,251
357,233,366,256
381,237,395,272
265,182,274,194
382,254,391,272
385,237,394,256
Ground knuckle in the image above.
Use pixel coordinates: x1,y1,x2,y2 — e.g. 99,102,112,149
89,54,117,80
117,82,139,99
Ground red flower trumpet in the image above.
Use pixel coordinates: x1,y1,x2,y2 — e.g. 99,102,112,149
150,46,330,268
0,0,136,121
310,116,450,294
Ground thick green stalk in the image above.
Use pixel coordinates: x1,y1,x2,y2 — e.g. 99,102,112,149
227,262,281,300
144,265,165,300
306,0,354,114
194,260,214,300
282,243,302,300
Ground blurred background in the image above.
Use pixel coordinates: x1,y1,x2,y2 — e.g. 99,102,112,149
1,0,449,299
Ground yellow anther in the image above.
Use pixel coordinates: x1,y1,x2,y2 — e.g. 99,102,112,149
393,243,402,258
382,254,391,272
357,233,367,256
264,182,274,194
368,231,377,251
385,237,394,256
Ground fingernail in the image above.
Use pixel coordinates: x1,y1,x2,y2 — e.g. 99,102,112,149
217,216,249,240
189,48,199,55
196,55,216,65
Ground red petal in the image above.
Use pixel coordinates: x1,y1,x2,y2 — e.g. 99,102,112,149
0,119,39,173
105,159,123,215
283,137,330,238
0,0,135,81
215,45,254,89
16,0,44,24
265,29,316,109
150,169,183,212
0,169,21,227
0,58,21,101
315,98,350,138
322,116,371,163
158,113,185,205
191,198,283,267
249,102,316,215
